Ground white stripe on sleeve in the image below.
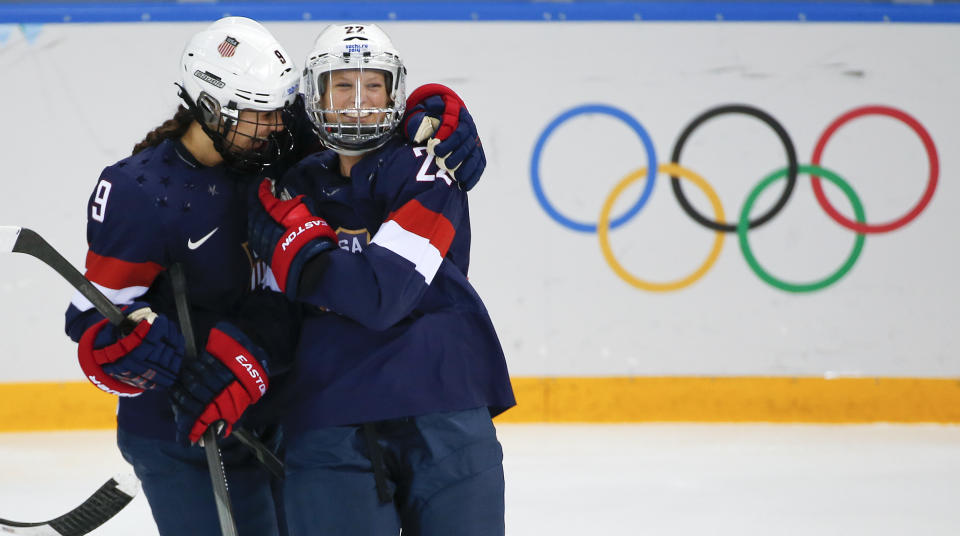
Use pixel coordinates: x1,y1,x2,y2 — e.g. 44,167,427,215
70,282,149,313
370,220,443,284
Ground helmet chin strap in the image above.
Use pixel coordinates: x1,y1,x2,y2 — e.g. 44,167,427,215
318,133,371,157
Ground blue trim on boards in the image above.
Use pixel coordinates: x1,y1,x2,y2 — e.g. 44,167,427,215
0,1,959,24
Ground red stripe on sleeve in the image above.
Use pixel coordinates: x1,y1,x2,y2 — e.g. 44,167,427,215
387,200,456,256
84,250,164,289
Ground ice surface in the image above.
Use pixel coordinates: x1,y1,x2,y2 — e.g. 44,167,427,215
2,424,959,535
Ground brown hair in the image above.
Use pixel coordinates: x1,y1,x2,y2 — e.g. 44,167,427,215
131,106,195,155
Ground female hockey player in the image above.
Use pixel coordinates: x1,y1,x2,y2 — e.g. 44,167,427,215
64,17,487,536
247,23,515,535
63,17,303,536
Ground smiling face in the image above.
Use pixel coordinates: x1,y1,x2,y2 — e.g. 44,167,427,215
199,105,293,173
301,28,407,156
224,108,287,152
320,69,390,125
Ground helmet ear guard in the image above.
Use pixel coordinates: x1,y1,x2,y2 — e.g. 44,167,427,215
196,93,223,130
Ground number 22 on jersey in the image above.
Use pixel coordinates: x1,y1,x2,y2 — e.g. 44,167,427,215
412,147,452,186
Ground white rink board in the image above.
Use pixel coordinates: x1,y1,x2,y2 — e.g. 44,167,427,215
0,21,957,381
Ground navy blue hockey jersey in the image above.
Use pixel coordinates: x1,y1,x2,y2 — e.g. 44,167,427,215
64,138,294,439
276,137,515,436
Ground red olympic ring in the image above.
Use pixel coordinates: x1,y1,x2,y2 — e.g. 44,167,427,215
810,105,939,234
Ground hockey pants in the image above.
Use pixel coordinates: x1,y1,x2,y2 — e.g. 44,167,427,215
283,407,505,535
118,425,287,536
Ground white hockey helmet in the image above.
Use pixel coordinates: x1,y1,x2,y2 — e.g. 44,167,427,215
301,23,406,155
179,17,301,172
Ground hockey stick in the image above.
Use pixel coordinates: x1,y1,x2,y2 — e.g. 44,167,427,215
168,263,238,536
0,226,140,535
0,227,284,477
231,428,284,479
0,473,138,536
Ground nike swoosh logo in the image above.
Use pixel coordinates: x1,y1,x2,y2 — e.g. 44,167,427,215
187,227,219,250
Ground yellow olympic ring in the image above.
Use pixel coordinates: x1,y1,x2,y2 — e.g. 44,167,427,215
598,163,726,292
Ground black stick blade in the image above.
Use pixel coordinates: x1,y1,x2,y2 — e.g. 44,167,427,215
0,473,138,536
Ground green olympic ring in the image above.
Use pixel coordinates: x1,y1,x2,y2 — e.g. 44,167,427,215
738,164,866,293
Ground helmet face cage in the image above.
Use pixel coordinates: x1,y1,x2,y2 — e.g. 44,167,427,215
303,45,406,155
195,92,296,174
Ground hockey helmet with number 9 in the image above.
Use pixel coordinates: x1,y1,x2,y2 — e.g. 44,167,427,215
179,17,301,173
302,23,406,155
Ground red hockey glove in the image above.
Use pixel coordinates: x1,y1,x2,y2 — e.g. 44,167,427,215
77,303,184,396
404,84,486,191
170,322,270,445
247,179,338,297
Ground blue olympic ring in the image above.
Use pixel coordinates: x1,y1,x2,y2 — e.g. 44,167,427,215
530,104,658,233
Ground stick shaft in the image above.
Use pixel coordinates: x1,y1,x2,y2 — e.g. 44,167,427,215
3,227,135,331
168,264,238,536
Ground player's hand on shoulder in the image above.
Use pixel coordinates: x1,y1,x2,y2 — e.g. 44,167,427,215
247,178,338,297
169,322,270,445
403,84,486,192
77,303,184,396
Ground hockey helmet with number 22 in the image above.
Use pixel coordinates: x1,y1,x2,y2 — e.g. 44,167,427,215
302,23,407,155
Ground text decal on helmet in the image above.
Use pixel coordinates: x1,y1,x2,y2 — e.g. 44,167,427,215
194,70,225,89
275,50,286,64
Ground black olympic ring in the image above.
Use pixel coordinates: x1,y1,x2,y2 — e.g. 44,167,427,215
670,104,799,233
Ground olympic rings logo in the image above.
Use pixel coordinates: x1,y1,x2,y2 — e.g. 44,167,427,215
530,104,939,293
